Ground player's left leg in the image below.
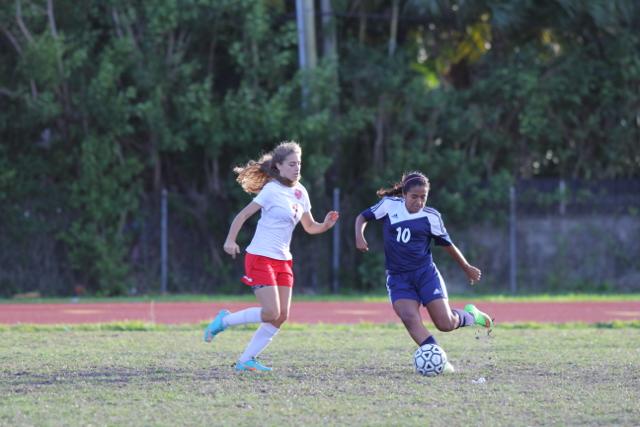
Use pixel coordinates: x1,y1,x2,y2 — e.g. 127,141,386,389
420,300,460,374
388,270,439,347
236,270,293,371
271,282,292,328
416,299,456,374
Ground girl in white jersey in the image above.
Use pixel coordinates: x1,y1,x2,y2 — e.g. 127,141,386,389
354,171,493,372
204,141,339,372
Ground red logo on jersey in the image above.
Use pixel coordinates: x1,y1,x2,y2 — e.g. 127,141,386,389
294,189,302,199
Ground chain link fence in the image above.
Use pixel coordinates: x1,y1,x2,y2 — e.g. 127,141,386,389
1,179,638,296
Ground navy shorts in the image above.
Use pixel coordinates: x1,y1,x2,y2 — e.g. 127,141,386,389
385,264,448,305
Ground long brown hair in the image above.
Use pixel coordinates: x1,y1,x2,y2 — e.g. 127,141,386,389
234,141,302,194
376,171,430,198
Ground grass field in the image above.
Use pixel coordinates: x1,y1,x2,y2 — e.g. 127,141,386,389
1,323,639,426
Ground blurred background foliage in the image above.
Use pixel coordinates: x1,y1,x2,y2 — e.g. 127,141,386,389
0,0,638,295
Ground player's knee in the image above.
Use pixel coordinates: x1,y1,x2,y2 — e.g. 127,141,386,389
270,312,287,327
397,310,421,326
433,317,456,332
261,308,279,322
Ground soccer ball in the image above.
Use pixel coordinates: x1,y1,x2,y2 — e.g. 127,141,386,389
414,344,447,377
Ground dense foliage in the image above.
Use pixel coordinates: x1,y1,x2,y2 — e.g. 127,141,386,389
1,0,638,295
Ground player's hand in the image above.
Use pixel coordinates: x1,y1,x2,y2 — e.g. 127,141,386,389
223,241,241,259
465,265,482,285
323,211,340,229
355,235,369,252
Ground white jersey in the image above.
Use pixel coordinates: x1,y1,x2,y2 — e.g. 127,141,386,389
245,180,311,260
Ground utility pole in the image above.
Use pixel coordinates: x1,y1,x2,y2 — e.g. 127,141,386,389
509,185,517,294
332,188,340,293
160,188,168,294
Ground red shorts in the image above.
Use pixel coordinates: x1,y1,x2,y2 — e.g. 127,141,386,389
241,253,294,288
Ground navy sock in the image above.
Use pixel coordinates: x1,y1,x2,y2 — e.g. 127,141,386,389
453,308,475,328
420,335,437,346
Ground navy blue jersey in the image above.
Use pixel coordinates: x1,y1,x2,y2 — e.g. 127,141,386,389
361,197,453,273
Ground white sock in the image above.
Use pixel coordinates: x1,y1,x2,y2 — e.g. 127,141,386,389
238,323,280,363
222,307,262,327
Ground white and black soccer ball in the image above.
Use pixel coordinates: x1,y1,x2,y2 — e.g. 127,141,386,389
414,344,447,377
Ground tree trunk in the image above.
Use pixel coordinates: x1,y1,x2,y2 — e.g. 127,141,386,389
388,0,399,56
373,95,386,170
321,0,337,61
358,2,367,44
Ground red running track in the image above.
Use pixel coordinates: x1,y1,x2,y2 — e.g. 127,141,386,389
0,301,639,325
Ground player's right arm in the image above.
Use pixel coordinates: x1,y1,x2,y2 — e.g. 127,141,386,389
223,201,262,258
355,198,391,253
354,214,369,252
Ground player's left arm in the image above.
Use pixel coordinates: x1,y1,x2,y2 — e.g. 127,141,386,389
442,244,482,285
300,210,340,235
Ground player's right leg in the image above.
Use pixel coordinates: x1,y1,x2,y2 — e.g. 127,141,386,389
393,299,431,345
388,270,438,346
443,361,455,374
463,304,494,329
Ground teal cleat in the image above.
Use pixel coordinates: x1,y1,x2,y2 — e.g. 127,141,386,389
203,309,230,343
235,358,272,372
464,304,494,329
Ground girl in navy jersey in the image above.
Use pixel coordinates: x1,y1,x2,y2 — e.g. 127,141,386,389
204,141,339,372
354,171,493,371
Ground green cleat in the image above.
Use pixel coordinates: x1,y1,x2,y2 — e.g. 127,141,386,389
464,304,494,329
235,358,272,372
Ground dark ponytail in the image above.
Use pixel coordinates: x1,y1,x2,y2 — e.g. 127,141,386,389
376,171,430,198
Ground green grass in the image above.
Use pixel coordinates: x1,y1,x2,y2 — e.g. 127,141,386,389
2,292,640,304
1,324,639,426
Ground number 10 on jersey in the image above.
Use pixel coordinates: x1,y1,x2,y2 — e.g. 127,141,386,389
396,227,411,243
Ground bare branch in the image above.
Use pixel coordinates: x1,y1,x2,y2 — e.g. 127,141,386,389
1,26,23,54
123,6,141,52
46,0,70,114
46,0,58,38
166,30,175,65
0,87,19,98
112,6,140,53
30,79,38,99
111,8,124,38
177,30,190,49
168,30,190,65
15,0,34,44
206,17,220,75
388,0,399,56
23,0,46,14
206,39,216,75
